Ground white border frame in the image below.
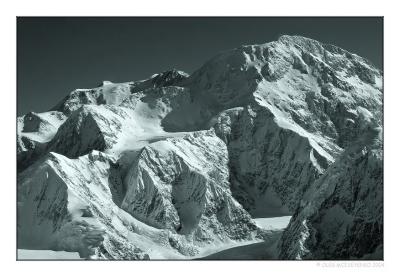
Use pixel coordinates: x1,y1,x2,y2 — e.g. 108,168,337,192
1,1,398,276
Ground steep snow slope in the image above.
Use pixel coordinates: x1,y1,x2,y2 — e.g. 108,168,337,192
191,35,381,149
17,35,382,260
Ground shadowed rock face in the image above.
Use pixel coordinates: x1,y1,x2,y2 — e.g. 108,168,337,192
17,35,382,259
122,130,257,240
278,125,383,260
215,104,332,209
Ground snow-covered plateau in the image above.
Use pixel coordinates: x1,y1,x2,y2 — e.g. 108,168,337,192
17,35,382,260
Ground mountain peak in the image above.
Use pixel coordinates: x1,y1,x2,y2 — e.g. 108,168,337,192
278,34,318,43
150,69,189,86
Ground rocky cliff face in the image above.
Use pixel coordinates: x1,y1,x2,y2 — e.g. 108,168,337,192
278,124,383,259
122,130,256,241
17,35,383,259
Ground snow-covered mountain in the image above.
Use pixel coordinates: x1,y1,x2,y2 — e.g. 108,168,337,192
17,35,383,260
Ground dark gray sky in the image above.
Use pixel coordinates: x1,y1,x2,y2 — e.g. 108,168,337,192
17,17,383,115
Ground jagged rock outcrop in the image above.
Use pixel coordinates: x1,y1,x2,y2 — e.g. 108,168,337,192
278,122,382,259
